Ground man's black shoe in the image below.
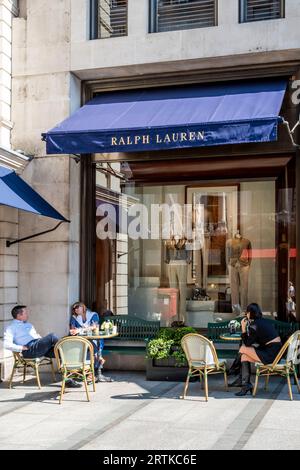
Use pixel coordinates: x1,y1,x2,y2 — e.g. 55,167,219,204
65,379,82,388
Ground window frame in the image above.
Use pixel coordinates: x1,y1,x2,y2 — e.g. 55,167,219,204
90,0,129,40
239,0,285,24
149,0,218,34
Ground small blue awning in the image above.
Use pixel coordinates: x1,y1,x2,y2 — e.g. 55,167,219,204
0,166,67,221
43,79,287,154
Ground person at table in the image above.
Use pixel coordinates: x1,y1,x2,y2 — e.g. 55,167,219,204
101,299,114,318
4,305,81,388
70,302,112,383
234,303,282,397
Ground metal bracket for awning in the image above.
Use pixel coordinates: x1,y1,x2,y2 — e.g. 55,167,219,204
71,154,81,163
282,118,300,148
6,220,70,248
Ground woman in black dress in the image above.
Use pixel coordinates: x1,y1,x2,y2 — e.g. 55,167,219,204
235,303,282,396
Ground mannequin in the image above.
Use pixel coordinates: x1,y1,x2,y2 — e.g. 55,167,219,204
165,236,191,323
195,234,210,289
193,202,209,289
287,281,296,320
226,231,252,311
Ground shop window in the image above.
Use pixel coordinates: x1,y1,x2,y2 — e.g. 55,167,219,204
95,175,296,328
239,0,285,23
149,0,218,33
90,0,128,40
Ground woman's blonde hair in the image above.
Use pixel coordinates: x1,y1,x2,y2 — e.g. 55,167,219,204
72,302,87,316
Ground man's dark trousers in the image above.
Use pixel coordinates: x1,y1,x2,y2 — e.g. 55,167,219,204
22,333,58,359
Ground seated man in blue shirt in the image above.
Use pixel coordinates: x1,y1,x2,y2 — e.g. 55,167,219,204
4,305,81,388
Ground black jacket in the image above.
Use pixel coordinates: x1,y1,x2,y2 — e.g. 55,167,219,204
241,318,279,347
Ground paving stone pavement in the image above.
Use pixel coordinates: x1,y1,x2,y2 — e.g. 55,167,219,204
0,370,299,450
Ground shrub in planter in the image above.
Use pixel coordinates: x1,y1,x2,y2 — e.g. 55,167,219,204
157,328,176,342
147,326,197,367
171,347,188,367
173,327,198,346
146,337,174,361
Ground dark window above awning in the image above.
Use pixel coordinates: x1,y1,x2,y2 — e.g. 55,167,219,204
42,79,287,155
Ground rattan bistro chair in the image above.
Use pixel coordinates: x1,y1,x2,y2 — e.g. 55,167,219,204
253,330,300,401
54,337,96,404
181,333,228,402
9,352,56,389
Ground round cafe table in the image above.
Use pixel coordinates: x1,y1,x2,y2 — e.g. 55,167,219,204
220,332,242,342
80,332,119,340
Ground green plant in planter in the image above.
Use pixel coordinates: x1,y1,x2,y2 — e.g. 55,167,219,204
171,348,188,367
147,326,198,366
173,327,198,345
171,327,197,366
146,338,174,360
157,328,176,341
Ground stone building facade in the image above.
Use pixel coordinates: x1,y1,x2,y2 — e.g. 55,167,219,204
0,0,29,378
1,0,300,377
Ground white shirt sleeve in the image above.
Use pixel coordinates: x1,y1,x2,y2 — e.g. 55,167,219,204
31,325,41,340
4,325,23,353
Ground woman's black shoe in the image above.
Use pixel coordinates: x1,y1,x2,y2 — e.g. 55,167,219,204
234,361,252,396
235,384,253,396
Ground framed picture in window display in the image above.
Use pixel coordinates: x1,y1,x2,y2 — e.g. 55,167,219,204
186,185,240,293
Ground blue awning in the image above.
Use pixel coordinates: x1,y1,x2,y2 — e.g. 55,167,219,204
0,166,67,221
43,79,287,154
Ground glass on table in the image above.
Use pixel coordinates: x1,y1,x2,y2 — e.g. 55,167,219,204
91,321,100,336
85,326,93,336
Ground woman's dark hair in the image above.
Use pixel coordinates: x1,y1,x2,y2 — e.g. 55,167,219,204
246,303,263,320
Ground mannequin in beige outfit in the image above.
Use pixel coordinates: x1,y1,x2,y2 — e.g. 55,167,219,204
195,234,210,289
165,237,191,323
226,232,252,311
